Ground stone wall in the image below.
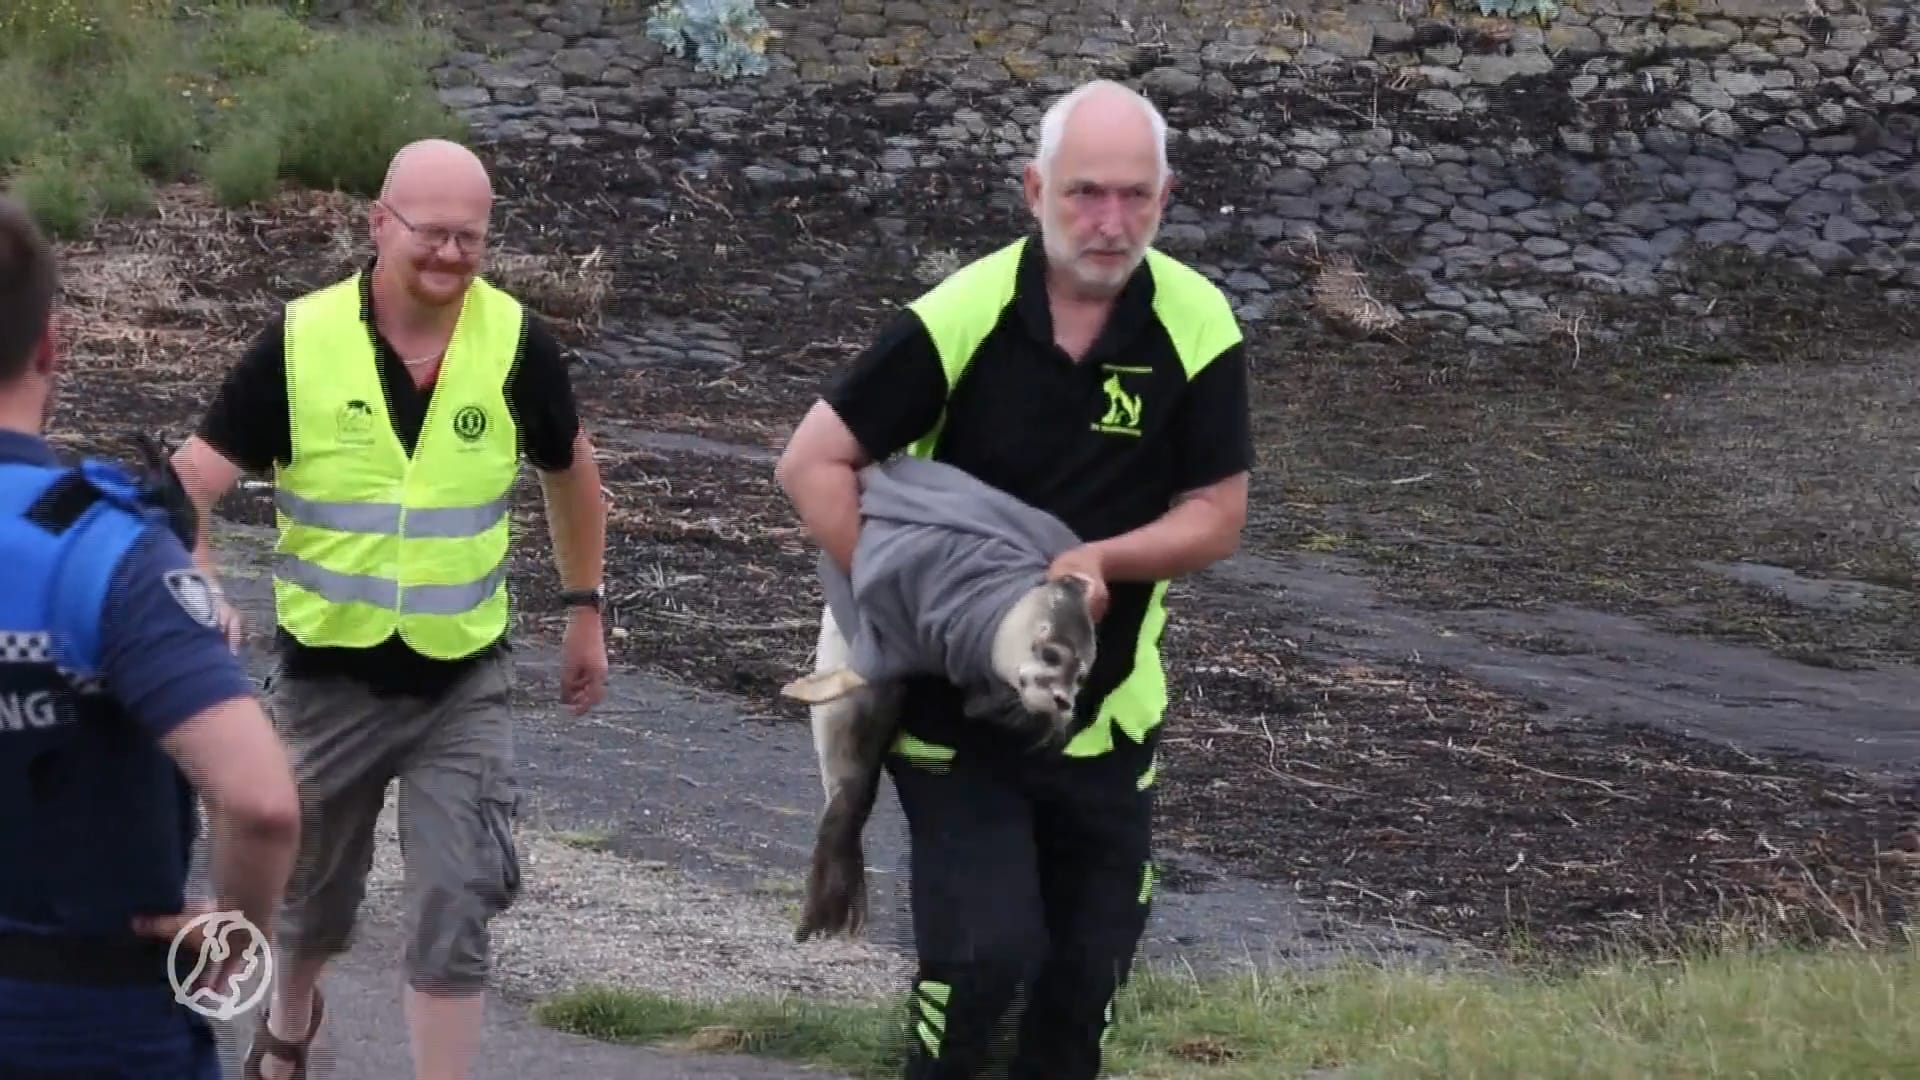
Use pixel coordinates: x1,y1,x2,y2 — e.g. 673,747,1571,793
415,0,1920,343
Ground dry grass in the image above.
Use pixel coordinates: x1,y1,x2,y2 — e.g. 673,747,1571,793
486,246,615,338
53,186,268,374
49,184,613,376
1308,248,1406,340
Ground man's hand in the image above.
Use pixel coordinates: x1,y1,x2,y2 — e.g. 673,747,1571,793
132,905,211,950
209,580,245,655
132,904,268,1001
560,607,609,715
166,435,252,653
1048,545,1109,623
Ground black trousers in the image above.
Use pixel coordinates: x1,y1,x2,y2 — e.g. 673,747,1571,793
885,724,1158,1080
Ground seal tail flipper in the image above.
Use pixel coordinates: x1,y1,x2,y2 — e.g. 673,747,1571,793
781,667,869,704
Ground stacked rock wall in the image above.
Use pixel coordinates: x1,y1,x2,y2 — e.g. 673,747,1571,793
415,0,1920,343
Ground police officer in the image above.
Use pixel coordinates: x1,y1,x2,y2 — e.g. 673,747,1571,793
776,79,1254,1079
0,197,301,1077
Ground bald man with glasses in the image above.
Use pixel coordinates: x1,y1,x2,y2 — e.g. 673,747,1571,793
170,138,609,1080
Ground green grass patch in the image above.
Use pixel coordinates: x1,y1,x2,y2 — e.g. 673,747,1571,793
0,0,467,238
534,988,902,1075
533,936,1920,1078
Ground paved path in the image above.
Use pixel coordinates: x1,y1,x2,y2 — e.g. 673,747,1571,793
1206,553,1920,777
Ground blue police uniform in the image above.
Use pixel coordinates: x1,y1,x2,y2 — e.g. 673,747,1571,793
0,429,256,1079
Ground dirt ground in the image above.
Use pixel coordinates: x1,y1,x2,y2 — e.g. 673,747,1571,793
42,101,1920,970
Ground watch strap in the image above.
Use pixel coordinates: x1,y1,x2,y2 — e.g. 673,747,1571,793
558,587,604,610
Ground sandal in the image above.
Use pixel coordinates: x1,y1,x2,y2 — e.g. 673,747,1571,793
243,987,325,1079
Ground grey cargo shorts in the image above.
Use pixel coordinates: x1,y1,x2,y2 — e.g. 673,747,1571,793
264,654,522,994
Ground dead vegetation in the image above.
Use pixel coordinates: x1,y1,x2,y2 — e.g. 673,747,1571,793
486,246,614,338
1567,245,1920,370
1300,238,1408,341
56,185,613,364
1153,598,1920,961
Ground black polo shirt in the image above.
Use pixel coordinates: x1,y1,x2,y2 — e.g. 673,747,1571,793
824,234,1254,750
194,264,582,696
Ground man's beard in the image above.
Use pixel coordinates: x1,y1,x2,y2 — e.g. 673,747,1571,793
1045,235,1145,296
408,264,473,307
1041,211,1154,297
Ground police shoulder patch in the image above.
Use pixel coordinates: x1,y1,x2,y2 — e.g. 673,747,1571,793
163,569,221,629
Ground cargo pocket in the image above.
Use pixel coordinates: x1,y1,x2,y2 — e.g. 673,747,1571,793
474,763,523,915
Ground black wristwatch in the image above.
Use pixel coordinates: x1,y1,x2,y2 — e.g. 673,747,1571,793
558,586,604,611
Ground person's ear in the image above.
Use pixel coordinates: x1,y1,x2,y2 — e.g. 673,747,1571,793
32,311,59,377
366,203,390,248
1023,161,1043,216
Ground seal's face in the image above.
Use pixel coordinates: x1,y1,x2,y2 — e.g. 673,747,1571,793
1013,577,1097,741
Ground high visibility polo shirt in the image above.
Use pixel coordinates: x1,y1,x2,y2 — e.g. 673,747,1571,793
271,273,524,661
894,235,1248,758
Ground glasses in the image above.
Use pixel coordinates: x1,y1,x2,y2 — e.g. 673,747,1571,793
377,200,487,255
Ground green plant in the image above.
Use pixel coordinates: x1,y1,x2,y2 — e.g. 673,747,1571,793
77,54,202,182
0,2,468,234
203,119,283,206
533,939,1920,1080
84,142,156,217
224,23,465,196
646,0,773,79
196,3,317,78
0,59,58,171
0,0,170,67
1458,0,1562,19
9,151,93,239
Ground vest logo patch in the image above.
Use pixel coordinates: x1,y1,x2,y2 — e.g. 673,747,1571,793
452,405,489,442
164,569,221,630
1093,365,1148,437
337,399,375,443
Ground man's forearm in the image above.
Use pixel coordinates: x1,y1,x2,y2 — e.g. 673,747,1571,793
189,503,222,580
206,808,297,936
780,462,861,574
162,697,299,937
169,438,239,585
1090,495,1244,583
540,434,607,591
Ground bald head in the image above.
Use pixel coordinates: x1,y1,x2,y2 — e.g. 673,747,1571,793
1034,80,1168,186
379,138,492,211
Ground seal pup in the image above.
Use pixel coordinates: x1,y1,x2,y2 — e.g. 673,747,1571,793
780,574,1096,942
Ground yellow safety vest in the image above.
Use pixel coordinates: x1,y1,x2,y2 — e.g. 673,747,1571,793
901,237,1243,758
271,273,524,661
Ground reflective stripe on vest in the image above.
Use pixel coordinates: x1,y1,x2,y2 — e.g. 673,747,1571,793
901,237,1242,757
272,272,524,661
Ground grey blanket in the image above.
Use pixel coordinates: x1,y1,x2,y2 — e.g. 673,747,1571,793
818,455,1083,706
